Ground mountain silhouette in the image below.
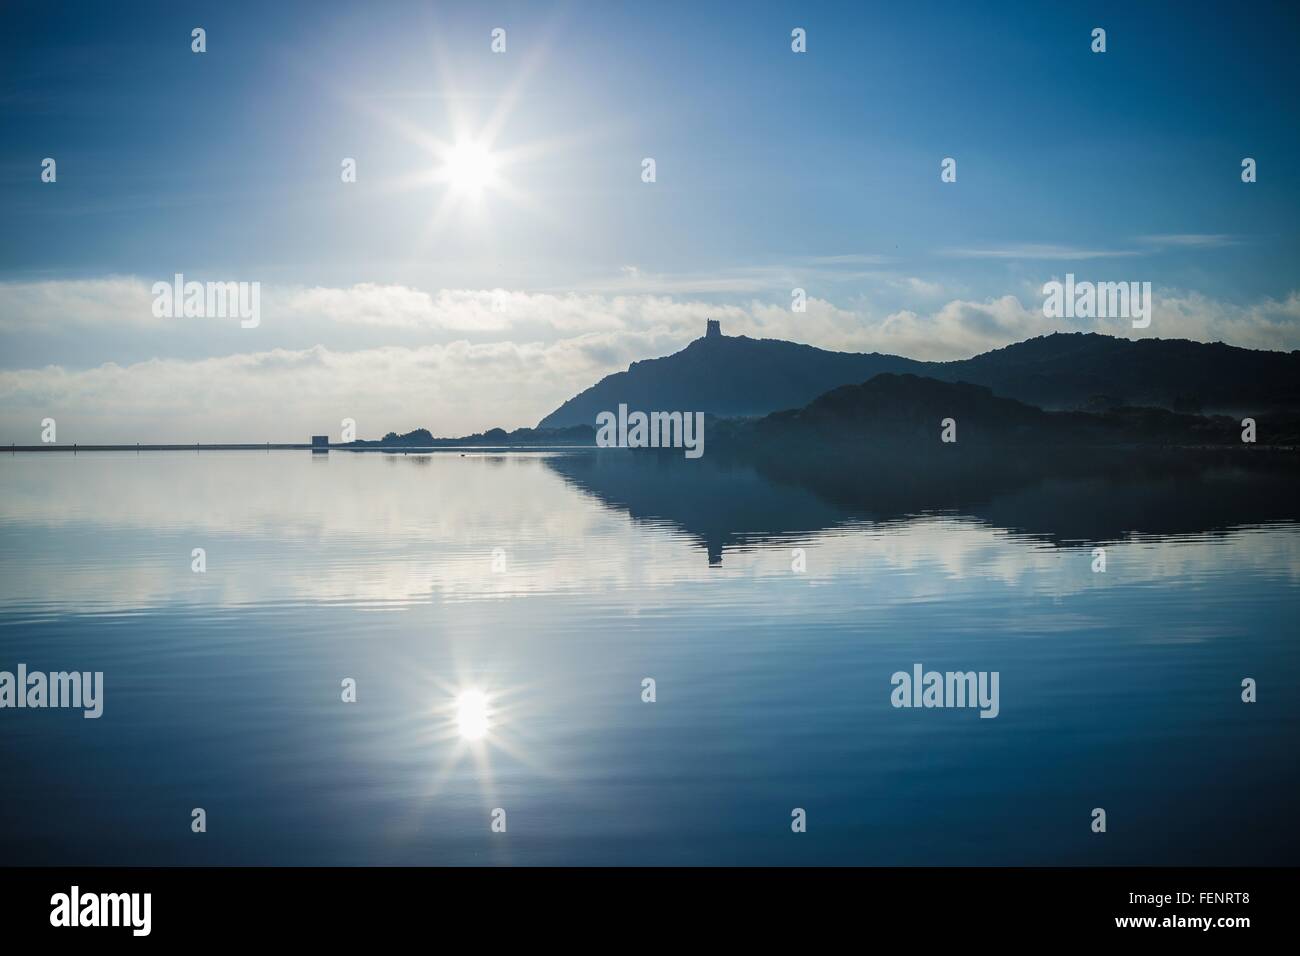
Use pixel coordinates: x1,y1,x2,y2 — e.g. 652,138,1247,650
930,332,1300,412
725,372,1282,448
538,324,925,427
537,323,1300,428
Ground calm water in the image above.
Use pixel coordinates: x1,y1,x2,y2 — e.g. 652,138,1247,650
1,449,1297,865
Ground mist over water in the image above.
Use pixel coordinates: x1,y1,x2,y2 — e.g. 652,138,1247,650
1,450,1296,864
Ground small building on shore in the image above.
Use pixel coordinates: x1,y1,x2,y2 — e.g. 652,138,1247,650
311,435,329,453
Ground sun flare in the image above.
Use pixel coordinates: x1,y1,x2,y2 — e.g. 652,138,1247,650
454,689,491,741
438,139,500,199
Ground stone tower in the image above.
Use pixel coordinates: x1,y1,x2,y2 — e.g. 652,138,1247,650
705,318,721,339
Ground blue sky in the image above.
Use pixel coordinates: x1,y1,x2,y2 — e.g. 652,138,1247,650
1,0,1298,441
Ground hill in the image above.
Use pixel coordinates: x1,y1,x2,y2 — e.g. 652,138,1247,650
537,324,1300,427
931,332,1300,412
732,373,1253,448
537,323,925,427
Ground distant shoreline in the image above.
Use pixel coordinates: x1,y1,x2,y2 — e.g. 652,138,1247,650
5,442,1298,455
3,443,596,453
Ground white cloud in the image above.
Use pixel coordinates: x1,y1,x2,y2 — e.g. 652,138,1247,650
565,264,797,295
941,243,1140,260
801,254,895,266
0,336,692,442
0,275,158,330
1134,234,1241,249
1146,289,1300,350
942,235,1249,260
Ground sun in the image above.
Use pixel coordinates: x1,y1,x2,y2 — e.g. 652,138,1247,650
455,688,492,741
437,139,500,200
